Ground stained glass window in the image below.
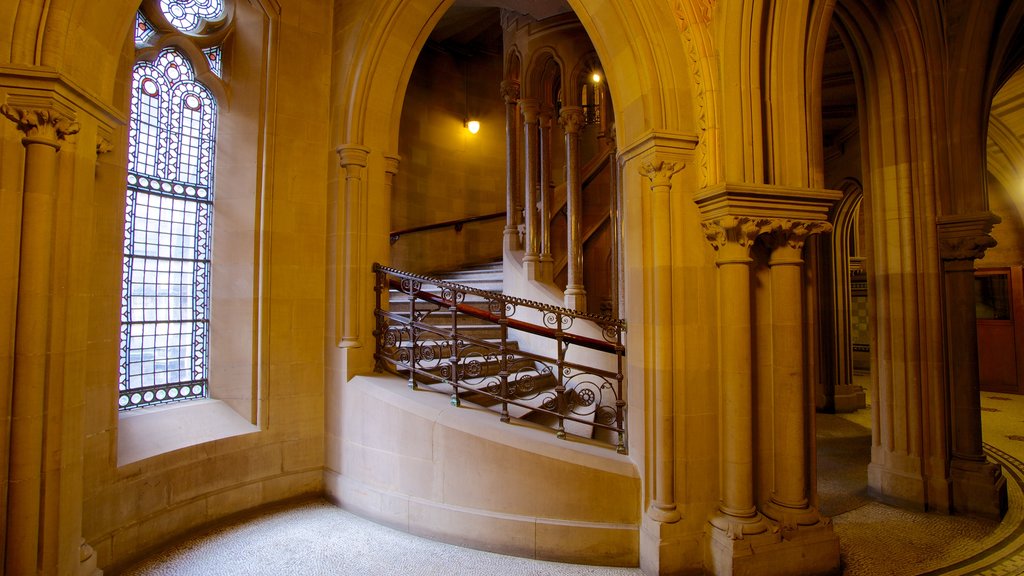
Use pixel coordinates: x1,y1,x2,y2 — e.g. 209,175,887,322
203,47,222,77
160,0,224,32
135,12,156,46
120,48,217,410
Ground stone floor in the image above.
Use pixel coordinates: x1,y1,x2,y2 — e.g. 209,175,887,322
119,388,1024,576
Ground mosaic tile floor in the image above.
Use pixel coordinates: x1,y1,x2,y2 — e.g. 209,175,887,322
120,390,1024,576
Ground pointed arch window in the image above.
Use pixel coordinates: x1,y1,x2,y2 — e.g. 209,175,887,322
119,4,223,410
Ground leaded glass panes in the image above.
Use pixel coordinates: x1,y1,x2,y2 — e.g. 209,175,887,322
203,47,222,77
135,12,156,46
160,0,224,32
120,47,217,410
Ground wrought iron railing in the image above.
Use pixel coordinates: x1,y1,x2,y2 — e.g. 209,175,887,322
373,264,627,453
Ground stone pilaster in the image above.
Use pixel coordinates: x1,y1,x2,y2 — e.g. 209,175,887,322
538,109,554,282
336,144,370,349
501,81,520,252
560,106,586,311
760,219,837,541
639,159,685,525
702,216,776,542
938,212,1008,519
520,99,540,276
1,103,80,576
694,183,841,575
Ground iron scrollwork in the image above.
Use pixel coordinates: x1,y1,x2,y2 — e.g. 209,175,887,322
371,263,628,453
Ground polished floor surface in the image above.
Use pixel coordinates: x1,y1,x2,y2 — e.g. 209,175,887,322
119,389,1024,575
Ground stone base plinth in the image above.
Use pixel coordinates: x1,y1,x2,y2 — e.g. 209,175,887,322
640,514,703,575
833,384,866,413
705,517,839,576
951,457,1008,520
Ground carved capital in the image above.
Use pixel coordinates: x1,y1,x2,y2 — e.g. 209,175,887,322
762,219,832,252
937,212,1000,261
500,80,520,104
1,105,80,146
701,216,770,251
96,137,114,156
639,159,684,189
383,153,401,175
336,144,370,169
520,98,540,123
940,234,997,261
558,106,585,134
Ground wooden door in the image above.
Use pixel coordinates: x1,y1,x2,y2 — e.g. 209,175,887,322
976,267,1024,394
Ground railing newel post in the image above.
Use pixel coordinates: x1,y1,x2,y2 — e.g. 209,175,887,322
499,298,510,423
555,311,567,440
373,265,384,372
449,285,461,405
407,277,418,390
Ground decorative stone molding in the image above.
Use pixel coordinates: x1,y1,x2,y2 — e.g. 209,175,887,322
937,212,1000,261
1,104,79,146
673,0,716,31
693,182,841,222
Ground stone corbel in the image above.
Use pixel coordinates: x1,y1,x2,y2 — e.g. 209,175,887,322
937,212,1000,268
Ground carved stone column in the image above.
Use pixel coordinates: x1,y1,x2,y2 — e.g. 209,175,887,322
939,213,1008,519
702,216,774,543
560,106,586,311
761,219,832,533
640,159,684,525
501,81,520,252
538,109,553,282
1,103,79,576
694,182,841,575
336,145,371,348
520,99,540,276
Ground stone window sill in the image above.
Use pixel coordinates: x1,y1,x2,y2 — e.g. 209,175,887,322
118,399,258,465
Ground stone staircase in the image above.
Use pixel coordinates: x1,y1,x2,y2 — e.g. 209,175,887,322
385,260,596,438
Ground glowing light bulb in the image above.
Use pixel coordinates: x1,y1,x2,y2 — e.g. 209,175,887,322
466,120,480,134
592,72,602,83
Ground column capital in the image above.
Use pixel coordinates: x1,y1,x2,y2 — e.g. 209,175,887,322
336,144,370,168
558,105,585,134
763,219,833,254
937,212,1000,261
639,159,684,189
520,98,540,122
383,153,401,175
500,80,520,103
1,104,79,147
701,216,770,252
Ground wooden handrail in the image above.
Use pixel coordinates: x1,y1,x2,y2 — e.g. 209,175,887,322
390,211,506,244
